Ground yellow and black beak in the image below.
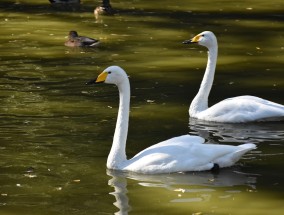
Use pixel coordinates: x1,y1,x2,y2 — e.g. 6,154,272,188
182,34,202,44
86,71,108,85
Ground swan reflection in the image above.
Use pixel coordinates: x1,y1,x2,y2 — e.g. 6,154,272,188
108,170,131,215
107,168,258,214
189,118,284,143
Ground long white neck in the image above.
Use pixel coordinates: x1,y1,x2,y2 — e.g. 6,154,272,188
189,44,218,117
107,79,130,169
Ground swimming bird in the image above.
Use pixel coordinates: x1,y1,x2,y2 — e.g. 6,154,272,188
94,0,115,18
86,66,256,174
49,0,80,3
183,31,284,123
65,31,100,47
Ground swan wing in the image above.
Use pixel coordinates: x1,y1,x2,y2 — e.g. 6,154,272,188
123,135,254,174
144,134,205,149
198,96,284,123
213,143,256,167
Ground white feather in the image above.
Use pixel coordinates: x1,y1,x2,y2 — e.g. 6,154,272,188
90,66,256,174
187,31,284,123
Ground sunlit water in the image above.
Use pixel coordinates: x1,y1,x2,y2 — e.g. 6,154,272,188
0,0,283,214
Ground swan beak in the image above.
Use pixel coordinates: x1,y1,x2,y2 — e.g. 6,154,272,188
86,71,108,85
182,34,201,44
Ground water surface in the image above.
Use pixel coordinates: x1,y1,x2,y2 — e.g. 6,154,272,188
0,0,283,214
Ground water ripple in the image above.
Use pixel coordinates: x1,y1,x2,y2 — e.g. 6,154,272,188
189,118,284,143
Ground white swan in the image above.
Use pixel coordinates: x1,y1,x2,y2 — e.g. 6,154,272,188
86,66,256,174
183,31,284,123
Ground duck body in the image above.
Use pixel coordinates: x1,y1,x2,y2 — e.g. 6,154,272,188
183,31,284,123
50,0,80,3
87,66,256,174
65,31,100,47
94,0,115,18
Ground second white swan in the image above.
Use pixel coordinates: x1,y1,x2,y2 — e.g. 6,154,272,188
86,66,256,174
183,31,284,123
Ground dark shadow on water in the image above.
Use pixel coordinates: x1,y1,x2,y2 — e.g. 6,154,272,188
1,0,283,35
1,0,283,90
1,0,283,73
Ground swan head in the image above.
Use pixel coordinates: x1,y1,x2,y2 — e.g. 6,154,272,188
183,31,217,49
86,66,128,86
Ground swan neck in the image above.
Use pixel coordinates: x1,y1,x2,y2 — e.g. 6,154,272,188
190,45,218,116
107,79,130,169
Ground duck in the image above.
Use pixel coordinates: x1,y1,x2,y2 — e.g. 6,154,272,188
49,0,80,3
183,31,284,123
86,65,256,174
65,31,100,47
94,0,115,18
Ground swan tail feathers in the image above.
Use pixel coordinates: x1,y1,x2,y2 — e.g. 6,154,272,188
237,143,257,150
214,143,256,168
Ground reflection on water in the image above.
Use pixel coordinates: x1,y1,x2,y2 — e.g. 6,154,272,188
108,171,131,215
189,118,284,143
107,168,258,214
0,0,284,214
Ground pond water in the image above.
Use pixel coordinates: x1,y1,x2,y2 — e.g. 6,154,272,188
0,0,283,214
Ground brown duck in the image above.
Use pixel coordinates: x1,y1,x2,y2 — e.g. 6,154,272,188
65,31,100,47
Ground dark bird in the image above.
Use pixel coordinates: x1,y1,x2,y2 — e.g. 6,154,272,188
94,0,115,18
65,31,100,47
49,0,80,3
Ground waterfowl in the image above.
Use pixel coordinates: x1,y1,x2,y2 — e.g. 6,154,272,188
94,0,115,18
86,66,256,174
49,0,80,3
65,31,100,47
183,31,284,123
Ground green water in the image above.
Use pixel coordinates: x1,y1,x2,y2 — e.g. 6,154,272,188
0,0,283,214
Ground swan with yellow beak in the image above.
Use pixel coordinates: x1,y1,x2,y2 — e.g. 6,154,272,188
183,31,284,123
86,65,256,174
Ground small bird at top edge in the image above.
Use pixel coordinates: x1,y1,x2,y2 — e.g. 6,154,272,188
49,0,80,4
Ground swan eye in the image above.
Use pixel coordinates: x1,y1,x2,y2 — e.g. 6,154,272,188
108,71,112,74
201,34,205,37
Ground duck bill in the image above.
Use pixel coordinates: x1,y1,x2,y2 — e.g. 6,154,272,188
86,71,108,85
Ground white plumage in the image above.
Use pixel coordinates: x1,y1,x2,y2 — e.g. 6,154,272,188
87,66,256,174
183,31,284,123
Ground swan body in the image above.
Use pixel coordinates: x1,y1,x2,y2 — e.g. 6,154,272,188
86,66,256,174
183,31,284,123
